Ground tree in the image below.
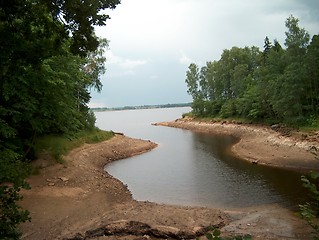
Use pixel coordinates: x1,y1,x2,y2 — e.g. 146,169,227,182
185,63,200,99
45,0,120,57
0,0,120,238
185,63,206,115
304,35,319,115
185,15,318,124
270,15,311,123
262,36,272,64
285,15,310,51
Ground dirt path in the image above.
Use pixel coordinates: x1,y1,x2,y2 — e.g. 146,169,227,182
19,132,316,240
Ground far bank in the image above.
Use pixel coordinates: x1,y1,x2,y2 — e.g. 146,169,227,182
155,118,319,171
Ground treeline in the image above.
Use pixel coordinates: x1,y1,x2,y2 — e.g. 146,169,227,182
0,0,120,238
185,16,319,126
93,103,192,111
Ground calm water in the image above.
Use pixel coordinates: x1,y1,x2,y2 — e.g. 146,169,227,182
95,107,308,209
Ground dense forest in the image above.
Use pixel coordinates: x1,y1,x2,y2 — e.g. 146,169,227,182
185,16,319,126
0,0,120,238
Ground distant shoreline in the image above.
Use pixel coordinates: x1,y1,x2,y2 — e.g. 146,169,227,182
91,103,191,112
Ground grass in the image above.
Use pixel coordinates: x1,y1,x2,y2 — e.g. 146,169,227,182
299,117,319,132
34,128,114,163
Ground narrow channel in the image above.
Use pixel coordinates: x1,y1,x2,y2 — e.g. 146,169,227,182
95,107,308,209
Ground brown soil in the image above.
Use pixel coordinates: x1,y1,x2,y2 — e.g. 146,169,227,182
19,128,318,240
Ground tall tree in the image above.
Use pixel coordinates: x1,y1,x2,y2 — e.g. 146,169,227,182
304,35,319,115
185,63,206,115
185,63,200,100
271,15,311,121
0,0,120,238
285,15,310,51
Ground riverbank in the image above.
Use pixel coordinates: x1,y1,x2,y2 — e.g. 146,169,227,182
156,118,319,171
19,135,228,240
19,134,314,239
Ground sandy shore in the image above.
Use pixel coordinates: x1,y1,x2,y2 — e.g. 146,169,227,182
19,130,317,240
156,118,319,171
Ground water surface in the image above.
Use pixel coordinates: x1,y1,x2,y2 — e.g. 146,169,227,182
95,107,308,208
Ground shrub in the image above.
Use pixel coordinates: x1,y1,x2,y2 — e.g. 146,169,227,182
299,172,319,239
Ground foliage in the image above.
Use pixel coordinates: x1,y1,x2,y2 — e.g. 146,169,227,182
0,0,120,237
34,129,114,163
0,184,31,240
198,228,252,240
299,172,319,239
0,156,31,239
185,15,319,127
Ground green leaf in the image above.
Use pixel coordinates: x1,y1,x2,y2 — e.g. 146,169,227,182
213,229,221,237
205,233,214,240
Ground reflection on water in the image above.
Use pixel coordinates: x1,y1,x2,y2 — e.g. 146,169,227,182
96,108,309,209
190,133,308,208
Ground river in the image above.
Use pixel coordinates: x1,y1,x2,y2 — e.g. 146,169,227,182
95,107,308,209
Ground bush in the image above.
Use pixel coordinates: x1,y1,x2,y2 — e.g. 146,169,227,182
299,171,319,239
34,129,114,162
220,100,237,118
204,100,223,116
85,109,97,130
0,157,31,239
199,228,252,240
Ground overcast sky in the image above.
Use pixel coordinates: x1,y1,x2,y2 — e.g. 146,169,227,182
89,0,319,108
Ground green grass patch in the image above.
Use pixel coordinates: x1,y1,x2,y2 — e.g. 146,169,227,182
34,128,114,163
299,116,319,132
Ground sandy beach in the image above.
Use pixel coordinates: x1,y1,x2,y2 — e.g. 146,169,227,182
19,121,319,239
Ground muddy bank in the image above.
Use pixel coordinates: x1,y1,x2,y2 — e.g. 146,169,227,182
19,134,314,240
156,118,319,171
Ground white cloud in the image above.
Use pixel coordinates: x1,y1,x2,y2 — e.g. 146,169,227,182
105,50,148,69
179,53,194,66
88,100,107,108
120,59,148,69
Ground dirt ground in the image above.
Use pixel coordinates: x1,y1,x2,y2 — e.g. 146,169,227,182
19,121,319,239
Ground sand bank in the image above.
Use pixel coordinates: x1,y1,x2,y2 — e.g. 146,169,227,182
20,133,315,239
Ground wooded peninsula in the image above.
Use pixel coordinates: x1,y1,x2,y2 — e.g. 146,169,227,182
185,15,318,128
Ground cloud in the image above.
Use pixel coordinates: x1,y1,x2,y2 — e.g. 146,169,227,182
88,100,107,108
120,59,148,69
179,53,194,66
105,50,148,69
93,0,319,107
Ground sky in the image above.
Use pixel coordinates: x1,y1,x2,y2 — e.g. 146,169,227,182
89,0,319,108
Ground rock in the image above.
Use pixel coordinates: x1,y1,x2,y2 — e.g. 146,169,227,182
152,225,180,237
271,124,280,130
67,220,224,240
59,177,69,182
85,227,105,238
103,220,152,236
48,182,55,186
67,233,85,240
